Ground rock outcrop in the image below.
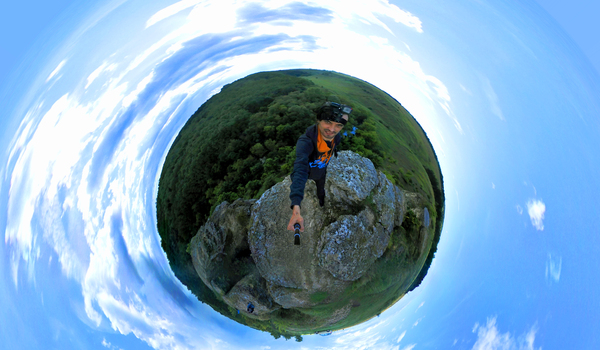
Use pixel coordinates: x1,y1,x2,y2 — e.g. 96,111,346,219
189,151,430,326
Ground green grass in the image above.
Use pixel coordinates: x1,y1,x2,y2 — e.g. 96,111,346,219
305,70,440,199
310,291,330,303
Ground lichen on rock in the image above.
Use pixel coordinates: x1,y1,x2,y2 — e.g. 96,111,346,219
317,208,389,281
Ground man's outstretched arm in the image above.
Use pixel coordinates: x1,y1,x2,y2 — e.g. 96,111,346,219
288,134,311,231
289,135,312,209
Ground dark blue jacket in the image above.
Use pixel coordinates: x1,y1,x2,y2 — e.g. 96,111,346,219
289,124,341,209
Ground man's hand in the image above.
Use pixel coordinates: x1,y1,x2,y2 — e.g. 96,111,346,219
287,205,304,232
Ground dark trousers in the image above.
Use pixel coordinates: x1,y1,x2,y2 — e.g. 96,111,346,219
309,171,326,203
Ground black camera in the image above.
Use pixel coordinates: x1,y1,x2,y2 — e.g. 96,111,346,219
319,102,352,125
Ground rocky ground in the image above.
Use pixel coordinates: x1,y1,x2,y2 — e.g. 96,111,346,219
189,151,432,329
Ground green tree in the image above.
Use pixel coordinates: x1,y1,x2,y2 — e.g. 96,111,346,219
250,143,267,157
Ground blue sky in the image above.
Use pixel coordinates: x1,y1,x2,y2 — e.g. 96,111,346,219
535,0,600,75
1,1,600,349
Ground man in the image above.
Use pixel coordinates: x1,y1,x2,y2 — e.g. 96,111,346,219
287,102,352,232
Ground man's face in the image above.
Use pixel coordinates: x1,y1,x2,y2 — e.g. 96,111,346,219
317,117,346,141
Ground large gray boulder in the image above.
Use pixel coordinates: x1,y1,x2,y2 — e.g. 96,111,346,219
248,176,353,308
190,198,256,295
326,151,380,207
189,151,428,323
317,208,389,281
221,272,280,320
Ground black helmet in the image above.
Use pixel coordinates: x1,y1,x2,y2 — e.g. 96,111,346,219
317,102,352,125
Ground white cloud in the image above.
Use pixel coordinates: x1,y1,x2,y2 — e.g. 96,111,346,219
472,317,540,350
516,205,523,215
47,59,67,82
459,83,472,95
85,62,117,89
378,0,423,33
335,322,383,347
401,345,416,350
545,253,562,283
122,72,154,108
397,330,407,343
101,338,124,350
146,0,203,27
329,319,407,350
480,75,505,121
526,199,546,231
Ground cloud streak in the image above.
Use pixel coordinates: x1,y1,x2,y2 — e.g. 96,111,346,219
480,75,505,121
545,253,562,284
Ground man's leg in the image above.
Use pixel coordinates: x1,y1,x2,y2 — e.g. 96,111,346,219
314,175,326,207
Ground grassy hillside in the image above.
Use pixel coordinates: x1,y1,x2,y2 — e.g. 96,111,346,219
156,69,444,338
